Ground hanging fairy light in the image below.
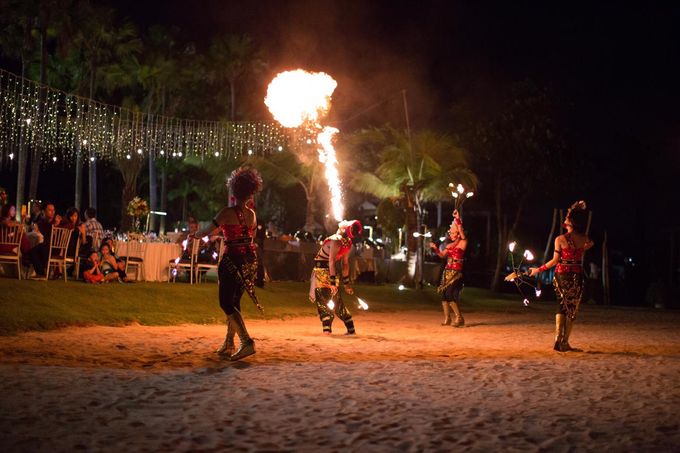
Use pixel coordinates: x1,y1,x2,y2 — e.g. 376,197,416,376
0,68,289,168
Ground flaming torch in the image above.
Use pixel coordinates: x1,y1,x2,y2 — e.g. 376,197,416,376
265,69,345,221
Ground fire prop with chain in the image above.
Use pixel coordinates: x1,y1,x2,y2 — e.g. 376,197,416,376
504,242,542,306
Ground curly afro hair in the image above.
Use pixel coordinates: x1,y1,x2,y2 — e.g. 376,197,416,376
227,166,263,202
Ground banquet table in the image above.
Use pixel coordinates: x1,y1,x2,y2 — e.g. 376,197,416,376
115,241,182,282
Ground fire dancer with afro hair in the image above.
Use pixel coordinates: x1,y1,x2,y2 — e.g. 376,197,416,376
530,201,594,352
309,220,362,335
191,166,263,361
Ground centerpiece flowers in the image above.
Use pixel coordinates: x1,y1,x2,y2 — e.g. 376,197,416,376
126,197,149,233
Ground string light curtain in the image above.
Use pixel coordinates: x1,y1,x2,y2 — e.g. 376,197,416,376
0,68,288,168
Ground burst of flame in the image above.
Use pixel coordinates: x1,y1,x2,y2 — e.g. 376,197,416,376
327,299,335,310
523,250,534,261
265,69,344,221
212,251,218,260
523,298,530,306
535,288,542,297
457,184,464,194
508,242,517,252
357,298,369,310
466,192,474,198
264,70,337,127
202,236,209,243
181,239,188,250
174,257,181,264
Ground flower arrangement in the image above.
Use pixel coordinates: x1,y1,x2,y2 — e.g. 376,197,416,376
0,187,7,205
126,197,149,218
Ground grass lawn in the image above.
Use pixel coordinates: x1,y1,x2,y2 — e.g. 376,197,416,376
0,277,520,335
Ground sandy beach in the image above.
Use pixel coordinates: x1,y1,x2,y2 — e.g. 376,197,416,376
1,303,679,451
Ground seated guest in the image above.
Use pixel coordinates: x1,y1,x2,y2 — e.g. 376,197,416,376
27,202,61,278
82,251,104,284
59,207,87,258
25,201,43,229
83,207,104,253
1,204,31,254
100,241,131,283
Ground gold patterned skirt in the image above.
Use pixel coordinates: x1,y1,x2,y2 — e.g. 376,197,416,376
437,269,464,302
553,272,585,319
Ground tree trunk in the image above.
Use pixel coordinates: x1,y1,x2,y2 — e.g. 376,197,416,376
28,22,48,201
75,143,82,210
120,177,137,232
88,67,97,209
160,165,167,234
229,79,236,121
148,153,158,231
491,179,505,291
404,199,418,285
303,167,317,232
15,142,27,222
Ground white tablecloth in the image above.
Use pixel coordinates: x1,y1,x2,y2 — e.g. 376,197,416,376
115,242,182,282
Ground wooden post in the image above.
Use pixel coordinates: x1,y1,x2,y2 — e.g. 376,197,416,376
602,230,610,305
542,208,558,263
585,211,593,235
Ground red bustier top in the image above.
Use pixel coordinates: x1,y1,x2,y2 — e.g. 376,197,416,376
445,244,465,271
218,206,255,254
556,234,584,274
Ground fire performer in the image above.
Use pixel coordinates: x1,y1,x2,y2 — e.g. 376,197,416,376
529,201,594,352
430,210,468,327
191,167,263,361
309,220,362,335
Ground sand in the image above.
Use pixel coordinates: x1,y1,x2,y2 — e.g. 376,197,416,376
0,303,679,451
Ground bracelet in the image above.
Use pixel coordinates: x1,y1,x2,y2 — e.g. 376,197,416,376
329,275,337,286
538,265,548,272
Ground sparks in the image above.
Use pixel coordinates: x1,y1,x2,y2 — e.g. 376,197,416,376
181,239,188,250
398,284,406,291
535,288,542,298
317,126,344,221
202,236,209,243
523,250,535,261
508,242,517,252
327,299,335,310
357,298,369,310
523,298,530,306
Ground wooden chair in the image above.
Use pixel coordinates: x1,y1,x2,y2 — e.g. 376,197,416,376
0,224,24,280
195,238,225,284
44,226,71,282
122,240,145,281
169,238,200,284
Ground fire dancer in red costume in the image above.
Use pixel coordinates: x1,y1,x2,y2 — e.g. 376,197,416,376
430,210,468,327
309,220,361,334
529,201,594,352
192,167,263,361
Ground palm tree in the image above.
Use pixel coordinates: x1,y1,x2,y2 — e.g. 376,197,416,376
207,34,266,121
68,3,140,210
248,148,323,233
0,0,38,219
350,127,477,286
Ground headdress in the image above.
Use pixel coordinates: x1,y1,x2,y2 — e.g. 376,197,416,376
337,220,362,238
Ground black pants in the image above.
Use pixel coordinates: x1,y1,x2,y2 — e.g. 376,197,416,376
29,243,49,276
218,252,256,316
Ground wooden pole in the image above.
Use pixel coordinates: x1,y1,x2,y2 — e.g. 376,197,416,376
602,230,610,305
542,208,558,263
585,211,593,235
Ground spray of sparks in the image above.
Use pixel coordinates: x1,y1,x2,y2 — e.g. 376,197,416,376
265,69,344,221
